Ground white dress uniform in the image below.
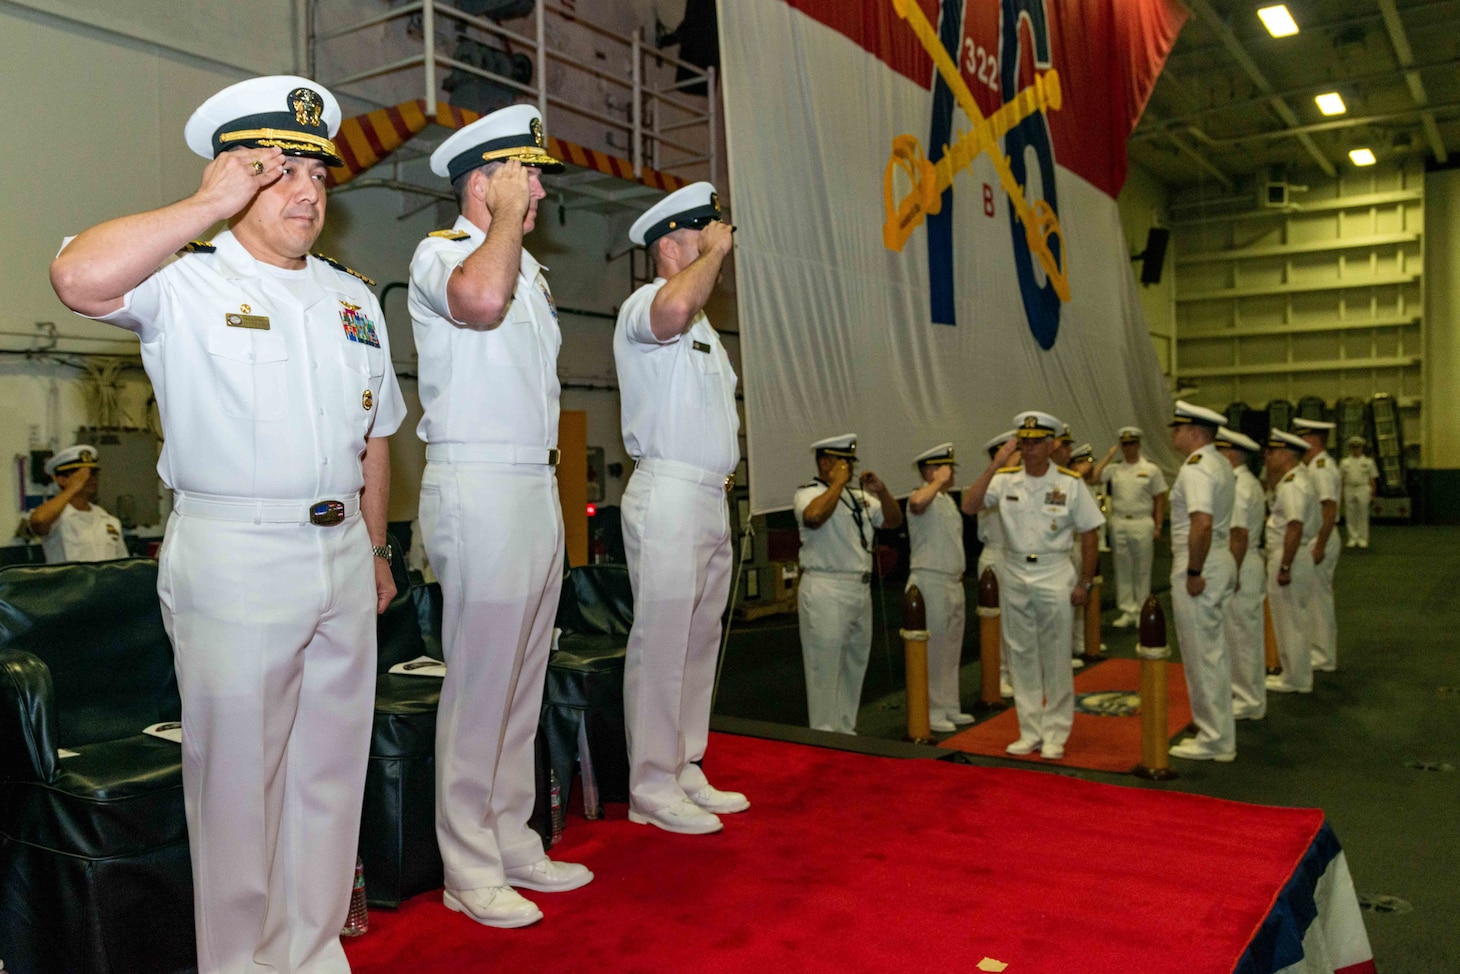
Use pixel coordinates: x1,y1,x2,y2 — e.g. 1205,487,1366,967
1266,460,1320,693
974,433,1015,694
410,210,566,893
1341,453,1379,547
1168,429,1237,759
979,458,1104,753
81,222,407,972
1102,456,1167,619
615,276,739,814
1305,449,1342,672
907,484,966,726
1225,461,1268,719
795,472,885,734
40,502,129,563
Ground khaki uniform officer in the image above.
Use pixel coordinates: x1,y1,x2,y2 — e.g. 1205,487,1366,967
1166,401,1238,763
963,412,1103,761
51,76,406,973
1292,418,1341,673
906,443,970,733
1215,428,1267,721
1095,427,1168,628
795,435,903,734
616,182,747,836
29,445,129,563
977,430,1018,697
1264,430,1321,694
1067,443,1097,668
410,105,590,929
1341,437,1379,549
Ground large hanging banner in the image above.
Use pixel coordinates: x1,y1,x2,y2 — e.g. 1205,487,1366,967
720,0,1187,512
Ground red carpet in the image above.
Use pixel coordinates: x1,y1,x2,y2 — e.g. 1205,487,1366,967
343,732,1322,974
938,658,1193,772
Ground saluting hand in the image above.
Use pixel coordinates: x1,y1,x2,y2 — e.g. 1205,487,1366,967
931,464,954,487
484,158,532,219
860,471,887,495
698,220,734,258
994,438,1020,467
828,459,852,489
196,148,284,221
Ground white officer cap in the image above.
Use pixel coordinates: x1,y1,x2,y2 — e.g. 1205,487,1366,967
1070,443,1093,462
1012,411,1062,440
429,104,564,181
1118,426,1143,443
45,444,100,477
982,429,1017,456
913,443,955,467
811,434,857,459
185,76,343,166
1267,428,1309,453
1347,435,1367,447
1215,427,1261,454
1292,417,1337,433
1170,400,1226,429
629,181,723,248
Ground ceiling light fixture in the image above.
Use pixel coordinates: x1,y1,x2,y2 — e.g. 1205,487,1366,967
1314,92,1346,116
1258,5,1300,38
1349,148,1377,166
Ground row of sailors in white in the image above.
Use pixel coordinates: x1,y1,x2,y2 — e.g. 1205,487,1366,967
1340,438,1380,548
26,445,129,563
964,412,1104,761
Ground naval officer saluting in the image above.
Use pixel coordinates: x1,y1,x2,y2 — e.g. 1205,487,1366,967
615,182,747,835
410,104,590,929
795,436,903,734
28,445,129,563
906,443,971,732
963,412,1103,760
51,75,406,972
1095,427,1167,628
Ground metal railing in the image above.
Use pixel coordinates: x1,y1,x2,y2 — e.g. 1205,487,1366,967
311,0,717,184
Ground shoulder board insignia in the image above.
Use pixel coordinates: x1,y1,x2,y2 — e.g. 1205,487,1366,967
1283,473,1295,483
799,482,819,489
429,229,471,240
1056,466,1078,477
996,465,1021,474
1186,454,1203,465
1316,458,1326,467
182,240,215,253
311,252,375,287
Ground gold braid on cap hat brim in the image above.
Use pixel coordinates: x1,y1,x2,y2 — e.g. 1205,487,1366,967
218,128,343,164
479,146,565,168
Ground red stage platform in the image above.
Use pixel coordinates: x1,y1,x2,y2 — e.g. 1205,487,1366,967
343,732,1372,973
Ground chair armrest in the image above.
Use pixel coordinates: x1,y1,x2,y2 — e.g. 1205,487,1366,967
0,648,58,783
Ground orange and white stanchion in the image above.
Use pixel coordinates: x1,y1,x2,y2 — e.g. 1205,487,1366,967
975,568,1007,712
900,584,933,743
1132,594,1178,780
1081,574,1106,663
1263,598,1282,675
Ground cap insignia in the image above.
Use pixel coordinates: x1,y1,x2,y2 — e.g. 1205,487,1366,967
711,191,721,214
1022,416,1038,429
530,116,545,147
290,87,324,128
79,450,95,463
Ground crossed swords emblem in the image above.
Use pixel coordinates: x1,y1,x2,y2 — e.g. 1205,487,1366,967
881,0,1070,304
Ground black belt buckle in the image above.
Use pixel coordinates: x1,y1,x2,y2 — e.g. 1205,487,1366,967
546,448,561,466
309,500,346,526
1026,554,1038,563
860,572,872,584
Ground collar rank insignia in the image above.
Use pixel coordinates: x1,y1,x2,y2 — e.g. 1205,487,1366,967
339,300,381,347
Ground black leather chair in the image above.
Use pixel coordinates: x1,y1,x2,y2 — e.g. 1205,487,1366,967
0,558,194,974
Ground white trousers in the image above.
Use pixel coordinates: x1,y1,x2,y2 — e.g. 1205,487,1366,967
1308,537,1341,671
1344,488,1371,546
621,466,733,813
1226,551,1267,717
1110,516,1155,617
158,509,375,974
1171,549,1236,754
420,461,564,891
1267,546,1315,691
1001,558,1075,748
798,572,872,733
906,570,966,720
976,546,1009,687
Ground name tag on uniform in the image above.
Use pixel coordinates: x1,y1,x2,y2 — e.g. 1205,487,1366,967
692,340,711,353
226,313,271,330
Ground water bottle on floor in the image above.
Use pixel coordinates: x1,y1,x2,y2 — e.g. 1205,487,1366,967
341,855,369,937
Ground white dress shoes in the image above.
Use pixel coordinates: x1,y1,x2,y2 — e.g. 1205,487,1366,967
1005,737,1041,755
688,784,750,814
1111,613,1135,628
1040,743,1065,760
505,857,594,892
1071,657,1085,669
999,681,1014,697
1169,740,1236,762
444,886,543,928
949,712,976,726
629,797,725,834
1265,676,1311,694
929,716,957,733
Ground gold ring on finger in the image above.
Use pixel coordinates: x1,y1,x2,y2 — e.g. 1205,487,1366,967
250,160,265,175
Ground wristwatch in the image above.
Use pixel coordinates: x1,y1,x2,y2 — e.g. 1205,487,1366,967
1077,580,1093,591
1186,567,1203,577
371,543,393,562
